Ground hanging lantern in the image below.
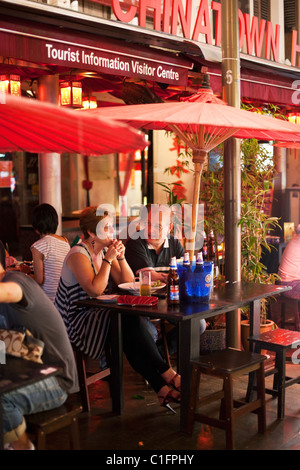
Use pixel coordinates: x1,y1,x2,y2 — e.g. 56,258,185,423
0,74,21,96
82,96,98,110
287,113,300,125
60,80,82,108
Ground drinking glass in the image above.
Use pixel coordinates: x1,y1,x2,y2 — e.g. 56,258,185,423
139,271,151,296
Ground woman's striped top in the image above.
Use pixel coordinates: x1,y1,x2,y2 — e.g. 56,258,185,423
54,244,110,359
31,235,70,303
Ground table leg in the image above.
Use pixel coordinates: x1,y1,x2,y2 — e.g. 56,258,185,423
178,318,200,431
249,299,261,351
110,312,124,415
246,299,262,402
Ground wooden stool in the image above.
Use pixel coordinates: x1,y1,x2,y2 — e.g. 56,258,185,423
73,346,111,412
269,296,300,331
248,328,300,419
26,398,82,450
186,348,266,450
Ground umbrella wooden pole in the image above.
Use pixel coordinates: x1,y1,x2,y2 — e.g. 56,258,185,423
186,150,207,259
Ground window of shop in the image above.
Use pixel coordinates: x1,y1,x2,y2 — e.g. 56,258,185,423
253,0,270,21
284,0,299,60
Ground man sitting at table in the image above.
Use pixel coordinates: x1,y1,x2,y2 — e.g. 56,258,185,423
124,204,206,351
0,246,78,450
125,203,185,282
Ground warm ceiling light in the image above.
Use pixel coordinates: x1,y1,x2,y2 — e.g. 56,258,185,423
0,74,21,97
82,96,98,109
60,80,82,108
288,113,300,125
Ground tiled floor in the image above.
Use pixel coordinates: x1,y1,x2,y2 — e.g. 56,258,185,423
43,357,300,452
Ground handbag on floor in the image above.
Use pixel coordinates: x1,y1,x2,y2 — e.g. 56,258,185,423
0,327,44,363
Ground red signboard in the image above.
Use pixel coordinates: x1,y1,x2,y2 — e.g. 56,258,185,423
0,16,192,86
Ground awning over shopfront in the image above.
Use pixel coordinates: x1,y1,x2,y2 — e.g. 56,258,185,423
0,3,299,109
0,15,192,88
205,64,299,109
189,46,300,109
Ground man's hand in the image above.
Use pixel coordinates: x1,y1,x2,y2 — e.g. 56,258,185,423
150,271,168,282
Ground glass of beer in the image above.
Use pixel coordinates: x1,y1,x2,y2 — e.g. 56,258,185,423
139,271,151,296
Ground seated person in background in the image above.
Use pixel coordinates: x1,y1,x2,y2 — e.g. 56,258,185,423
278,233,300,299
125,204,185,283
55,206,181,412
0,243,78,450
31,203,70,302
124,204,206,350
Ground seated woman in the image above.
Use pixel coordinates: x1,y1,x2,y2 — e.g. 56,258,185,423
55,206,181,411
31,203,70,302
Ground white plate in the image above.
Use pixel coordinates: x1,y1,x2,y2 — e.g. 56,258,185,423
118,282,166,291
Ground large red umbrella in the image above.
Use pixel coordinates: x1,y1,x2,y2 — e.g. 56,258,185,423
275,141,300,149
97,82,300,253
0,94,148,155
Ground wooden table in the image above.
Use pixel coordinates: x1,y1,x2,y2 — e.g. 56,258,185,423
0,356,59,449
77,282,290,430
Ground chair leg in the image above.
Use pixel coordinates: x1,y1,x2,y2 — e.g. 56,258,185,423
36,429,46,450
274,350,286,419
219,379,226,420
256,363,266,433
73,349,90,412
70,417,81,450
223,375,234,451
246,344,261,401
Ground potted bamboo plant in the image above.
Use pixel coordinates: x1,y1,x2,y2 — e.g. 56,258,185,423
239,137,280,349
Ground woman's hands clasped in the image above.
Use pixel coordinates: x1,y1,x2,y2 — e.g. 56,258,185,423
104,239,125,264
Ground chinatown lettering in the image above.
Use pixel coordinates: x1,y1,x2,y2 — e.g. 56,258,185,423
45,43,180,80
111,0,282,63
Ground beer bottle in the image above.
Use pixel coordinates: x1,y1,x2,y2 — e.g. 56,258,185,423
194,251,204,273
167,256,180,305
183,252,191,272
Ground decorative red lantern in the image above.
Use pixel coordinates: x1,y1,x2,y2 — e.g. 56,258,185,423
287,112,300,124
60,80,82,108
82,96,98,110
0,74,21,96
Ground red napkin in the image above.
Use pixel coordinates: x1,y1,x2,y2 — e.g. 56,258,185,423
117,295,158,306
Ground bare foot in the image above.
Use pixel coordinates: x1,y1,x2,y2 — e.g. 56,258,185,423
161,369,181,392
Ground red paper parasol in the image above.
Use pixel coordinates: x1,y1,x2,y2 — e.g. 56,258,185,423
0,93,148,155
97,77,300,253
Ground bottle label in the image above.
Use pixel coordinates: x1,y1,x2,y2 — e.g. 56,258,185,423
169,285,179,301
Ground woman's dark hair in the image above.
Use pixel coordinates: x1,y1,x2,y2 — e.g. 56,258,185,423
32,203,58,235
